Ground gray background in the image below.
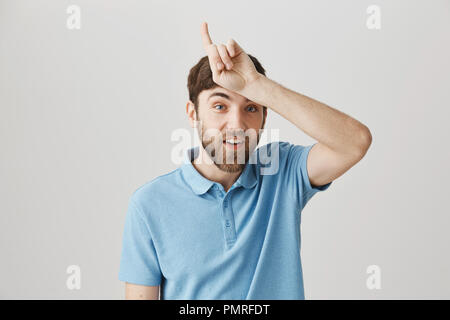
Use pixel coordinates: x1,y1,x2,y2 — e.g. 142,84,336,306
0,0,449,299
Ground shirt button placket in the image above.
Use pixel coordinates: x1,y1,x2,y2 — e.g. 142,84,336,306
222,196,236,249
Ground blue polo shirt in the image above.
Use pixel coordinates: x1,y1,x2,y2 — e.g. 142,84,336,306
118,141,332,299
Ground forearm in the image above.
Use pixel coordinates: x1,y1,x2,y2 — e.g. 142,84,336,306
241,74,372,156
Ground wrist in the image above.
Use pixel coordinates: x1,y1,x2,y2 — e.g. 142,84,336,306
247,71,264,85
240,73,275,107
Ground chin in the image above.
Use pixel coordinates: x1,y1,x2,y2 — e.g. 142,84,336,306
215,163,245,173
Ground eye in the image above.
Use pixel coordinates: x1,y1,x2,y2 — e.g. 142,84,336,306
214,104,225,110
246,105,258,112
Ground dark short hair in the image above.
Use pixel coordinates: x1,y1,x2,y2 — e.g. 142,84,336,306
187,54,267,115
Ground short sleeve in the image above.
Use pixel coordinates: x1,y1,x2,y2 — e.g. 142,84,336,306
118,196,162,286
284,142,332,210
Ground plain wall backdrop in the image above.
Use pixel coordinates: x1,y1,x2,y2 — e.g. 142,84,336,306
0,0,449,299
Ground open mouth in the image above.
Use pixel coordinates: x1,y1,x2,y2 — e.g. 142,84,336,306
223,138,244,150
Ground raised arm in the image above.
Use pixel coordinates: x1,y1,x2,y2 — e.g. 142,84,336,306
200,21,372,187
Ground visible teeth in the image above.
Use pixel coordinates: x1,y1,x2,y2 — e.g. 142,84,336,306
225,139,243,144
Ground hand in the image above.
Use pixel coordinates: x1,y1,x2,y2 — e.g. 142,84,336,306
200,22,261,94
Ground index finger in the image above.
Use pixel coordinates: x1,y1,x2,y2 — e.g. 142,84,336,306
201,22,213,49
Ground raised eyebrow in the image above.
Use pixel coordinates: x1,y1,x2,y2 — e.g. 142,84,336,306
208,92,251,103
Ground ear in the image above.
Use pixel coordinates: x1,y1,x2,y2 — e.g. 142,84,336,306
186,100,197,128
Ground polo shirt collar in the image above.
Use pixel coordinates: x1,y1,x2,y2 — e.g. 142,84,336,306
181,146,257,195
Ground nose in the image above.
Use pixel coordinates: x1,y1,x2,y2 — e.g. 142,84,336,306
224,107,246,133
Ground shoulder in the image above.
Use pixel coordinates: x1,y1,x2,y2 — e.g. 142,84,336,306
254,140,302,157
129,167,184,214
253,140,305,171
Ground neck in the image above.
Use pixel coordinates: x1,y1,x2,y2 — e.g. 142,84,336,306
192,147,243,192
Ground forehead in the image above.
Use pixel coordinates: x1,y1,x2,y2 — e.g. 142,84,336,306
199,86,251,104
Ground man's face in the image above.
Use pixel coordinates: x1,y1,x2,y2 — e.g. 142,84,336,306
193,86,267,173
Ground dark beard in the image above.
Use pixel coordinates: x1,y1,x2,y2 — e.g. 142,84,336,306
201,135,256,173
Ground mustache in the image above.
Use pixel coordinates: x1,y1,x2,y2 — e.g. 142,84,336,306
222,132,246,138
